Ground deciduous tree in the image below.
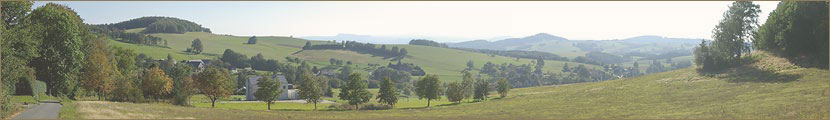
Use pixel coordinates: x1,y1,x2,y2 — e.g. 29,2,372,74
415,74,441,108
142,64,173,100
194,66,233,108
377,77,398,107
339,73,372,110
254,74,283,110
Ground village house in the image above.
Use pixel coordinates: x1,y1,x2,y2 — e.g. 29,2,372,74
185,59,211,72
245,74,298,101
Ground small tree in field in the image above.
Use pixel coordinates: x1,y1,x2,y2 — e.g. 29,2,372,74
445,82,464,103
254,75,283,110
474,78,490,101
194,66,233,108
376,77,398,107
298,71,323,110
339,73,372,110
496,78,511,98
190,38,203,54
415,74,441,108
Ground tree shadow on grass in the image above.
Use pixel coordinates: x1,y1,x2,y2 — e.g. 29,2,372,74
435,102,462,107
719,66,801,83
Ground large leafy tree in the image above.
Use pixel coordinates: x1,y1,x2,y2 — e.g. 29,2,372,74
254,74,283,110
415,74,441,108
754,1,829,69
194,66,234,108
190,38,203,54
81,36,116,100
339,73,372,110
696,1,760,72
2,1,35,111
169,63,195,106
376,77,398,107
29,3,88,98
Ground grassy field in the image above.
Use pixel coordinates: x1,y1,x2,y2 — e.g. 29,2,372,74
111,31,600,83
64,52,830,119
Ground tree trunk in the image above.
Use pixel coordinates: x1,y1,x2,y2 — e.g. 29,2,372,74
211,98,216,108
354,104,359,111
427,99,431,108
267,102,271,110
1,2,3,111
313,102,318,110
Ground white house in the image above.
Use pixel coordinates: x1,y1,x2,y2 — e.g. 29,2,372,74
245,74,298,101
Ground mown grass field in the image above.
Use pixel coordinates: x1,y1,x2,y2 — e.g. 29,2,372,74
64,52,830,119
111,31,600,83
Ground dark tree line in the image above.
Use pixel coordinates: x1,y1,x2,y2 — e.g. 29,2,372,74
754,1,828,69
97,16,211,34
386,61,426,76
303,41,408,58
453,47,569,61
87,25,166,47
408,39,448,48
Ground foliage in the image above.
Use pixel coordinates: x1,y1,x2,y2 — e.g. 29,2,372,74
376,77,398,107
386,61,426,76
29,3,88,98
81,36,116,100
141,64,174,100
473,78,490,101
110,47,144,102
695,1,760,72
370,67,412,84
415,74,442,108
408,39,448,48
304,41,408,58
461,71,475,99
298,70,323,110
189,38,203,54
453,48,570,62
254,74,283,110
194,66,234,108
444,82,464,103
496,78,510,98
754,1,829,69
169,63,195,106
220,49,249,68
339,73,373,110
247,36,257,44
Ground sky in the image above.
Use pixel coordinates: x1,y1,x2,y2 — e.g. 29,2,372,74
36,1,779,42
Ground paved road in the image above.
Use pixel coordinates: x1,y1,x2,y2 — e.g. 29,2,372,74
12,100,62,119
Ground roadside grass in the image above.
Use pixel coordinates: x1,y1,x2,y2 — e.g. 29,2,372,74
58,100,81,119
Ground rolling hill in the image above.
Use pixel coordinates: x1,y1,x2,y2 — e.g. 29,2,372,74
449,33,702,58
110,29,600,83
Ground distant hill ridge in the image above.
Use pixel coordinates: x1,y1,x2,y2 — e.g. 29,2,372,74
94,16,211,34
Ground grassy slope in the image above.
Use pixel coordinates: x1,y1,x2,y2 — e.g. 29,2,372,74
68,52,830,119
111,31,599,83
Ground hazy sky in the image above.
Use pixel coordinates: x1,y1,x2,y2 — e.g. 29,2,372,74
37,1,779,42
